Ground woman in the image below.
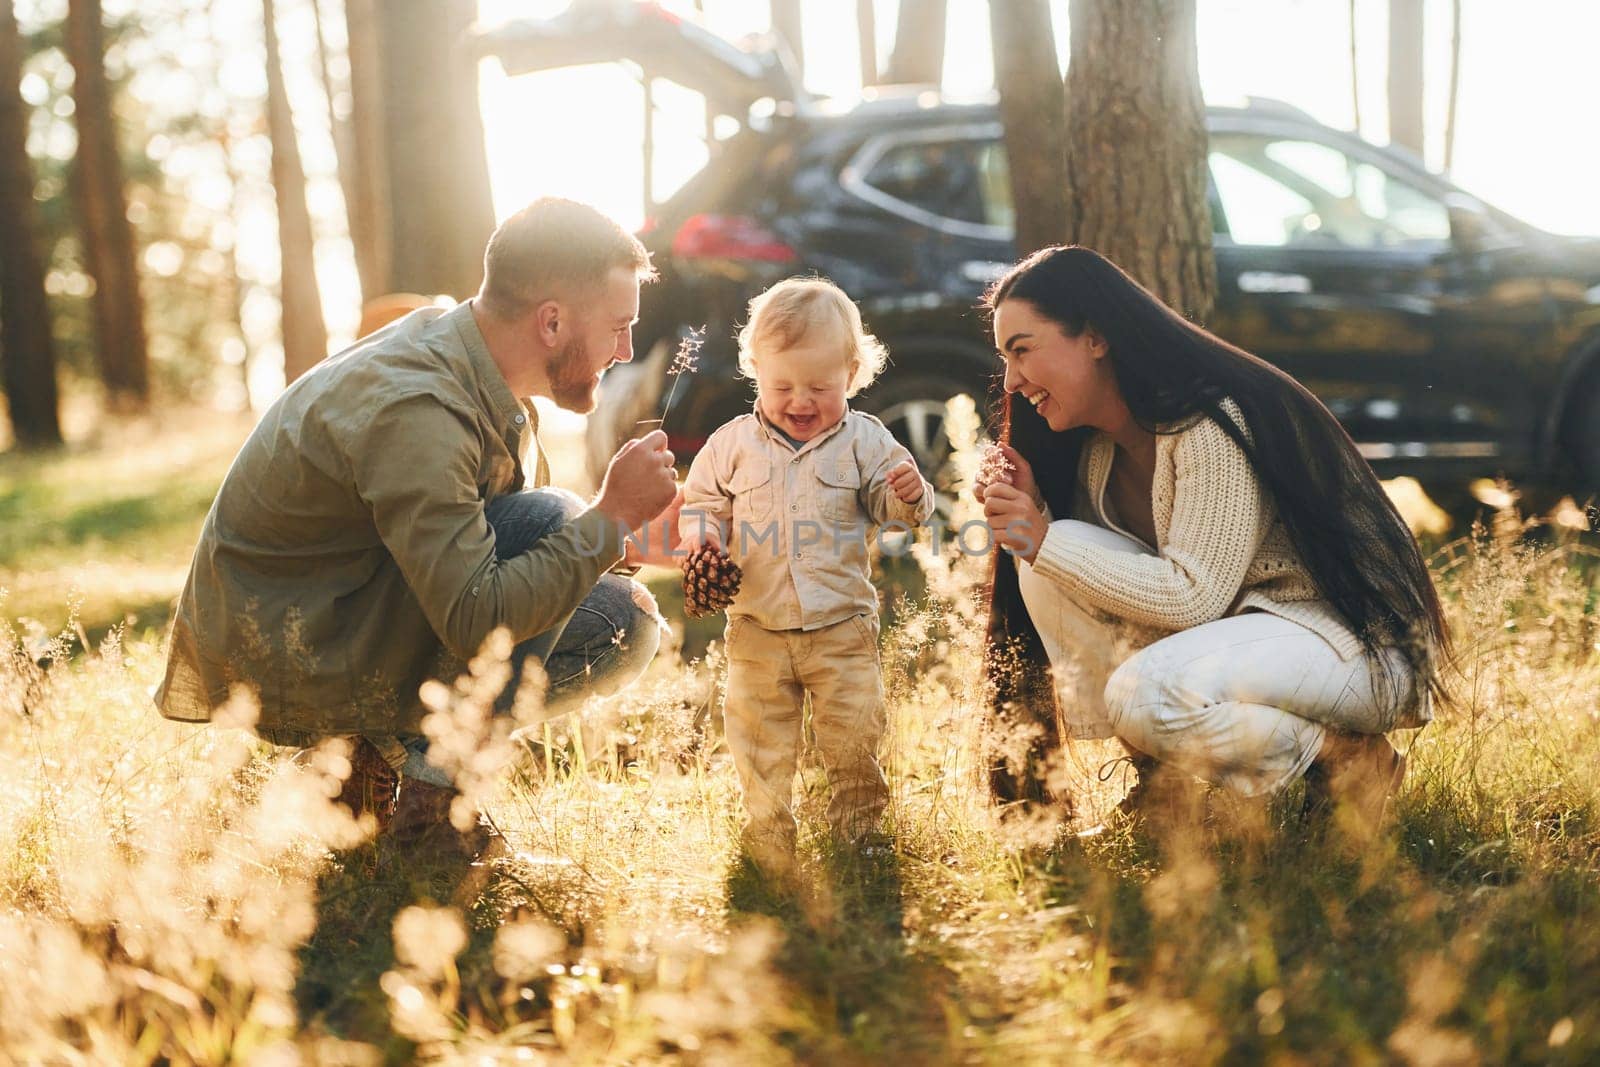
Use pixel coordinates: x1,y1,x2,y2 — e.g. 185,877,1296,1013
976,246,1450,834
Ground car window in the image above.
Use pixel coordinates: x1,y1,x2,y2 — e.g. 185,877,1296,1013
1209,152,1313,245
975,142,1015,233
860,137,1013,230
1209,133,1450,249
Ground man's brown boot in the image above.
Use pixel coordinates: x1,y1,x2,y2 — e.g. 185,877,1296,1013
387,778,504,865
330,736,400,833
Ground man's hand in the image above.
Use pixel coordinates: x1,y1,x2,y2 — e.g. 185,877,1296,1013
596,430,678,531
623,488,687,568
983,482,1048,564
886,459,925,503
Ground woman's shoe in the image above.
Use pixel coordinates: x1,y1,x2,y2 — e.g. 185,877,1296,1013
1078,753,1201,836
1302,731,1406,840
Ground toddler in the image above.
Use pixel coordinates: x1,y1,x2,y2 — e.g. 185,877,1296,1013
679,278,935,869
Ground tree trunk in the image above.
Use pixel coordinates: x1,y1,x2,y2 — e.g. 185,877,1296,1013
1387,0,1425,157
377,0,496,299
217,133,256,408
1062,0,1215,322
264,0,329,384
771,0,803,78
65,0,148,412
0,0,61,446
343,0,392,300
1443,0,1461,173
200,3,256,408
885,0,946,86
1348,0,1362,134
311,0,380,303
990,0,1065,255
857,0,878,86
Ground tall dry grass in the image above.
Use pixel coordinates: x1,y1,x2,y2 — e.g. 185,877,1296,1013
2,400,1598,1064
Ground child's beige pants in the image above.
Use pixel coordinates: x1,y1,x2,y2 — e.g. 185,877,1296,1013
722,613,888,857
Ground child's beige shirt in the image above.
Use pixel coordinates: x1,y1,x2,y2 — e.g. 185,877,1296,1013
680,405,936,631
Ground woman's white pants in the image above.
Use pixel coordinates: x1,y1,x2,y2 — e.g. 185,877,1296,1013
1015,520,1417,797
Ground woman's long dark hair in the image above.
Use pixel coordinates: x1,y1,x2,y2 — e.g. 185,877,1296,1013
981,246,1451,801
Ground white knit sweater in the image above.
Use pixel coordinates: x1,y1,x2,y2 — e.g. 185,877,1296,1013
1029,399,1367,661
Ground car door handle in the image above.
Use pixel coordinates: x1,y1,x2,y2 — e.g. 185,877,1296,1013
1237,271,1313,294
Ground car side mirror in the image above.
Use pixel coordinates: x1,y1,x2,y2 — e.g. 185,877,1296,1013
1445,192,1495,254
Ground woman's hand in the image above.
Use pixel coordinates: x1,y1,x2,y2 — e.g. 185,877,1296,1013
983,483,1049,564
975,443,1043,512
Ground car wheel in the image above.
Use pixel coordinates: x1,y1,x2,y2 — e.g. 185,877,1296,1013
1513,484,1567,521
1569,375,1600,499
858,372,992,509
1417,481,1486,530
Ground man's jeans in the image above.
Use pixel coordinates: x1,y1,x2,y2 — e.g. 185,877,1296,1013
392,487,663,786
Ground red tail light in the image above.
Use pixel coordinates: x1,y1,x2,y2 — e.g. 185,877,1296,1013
666,432,709,457
670,214,798,263
637,2,682,25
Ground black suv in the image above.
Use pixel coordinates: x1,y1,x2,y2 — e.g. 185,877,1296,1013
480,4,1600,509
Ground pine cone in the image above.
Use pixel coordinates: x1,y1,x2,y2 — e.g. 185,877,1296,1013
682,543,743,618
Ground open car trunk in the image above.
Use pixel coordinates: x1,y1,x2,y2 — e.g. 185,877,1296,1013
474,0,808,120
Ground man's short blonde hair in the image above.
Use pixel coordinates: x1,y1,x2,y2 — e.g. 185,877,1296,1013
736,277,888,397
480,197,656,320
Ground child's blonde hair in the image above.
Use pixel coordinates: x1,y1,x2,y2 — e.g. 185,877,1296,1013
737,277,888,397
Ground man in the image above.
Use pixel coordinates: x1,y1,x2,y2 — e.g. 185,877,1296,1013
157,198,682,857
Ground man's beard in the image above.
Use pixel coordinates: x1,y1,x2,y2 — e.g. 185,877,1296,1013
549,336,600,413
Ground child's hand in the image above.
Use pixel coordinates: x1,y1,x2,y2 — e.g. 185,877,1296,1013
676,509,724,556
887,459,925,503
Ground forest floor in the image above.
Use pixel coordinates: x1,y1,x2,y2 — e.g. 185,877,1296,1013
3,407,1598,1065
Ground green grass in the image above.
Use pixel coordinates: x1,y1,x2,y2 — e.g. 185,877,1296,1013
0,410,249,645
3,415,1600,1063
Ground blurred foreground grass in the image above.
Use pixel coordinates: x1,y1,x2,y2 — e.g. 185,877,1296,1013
2,407,1599,1064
